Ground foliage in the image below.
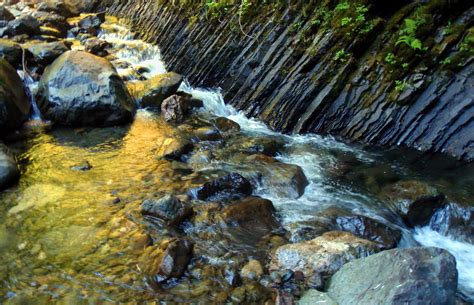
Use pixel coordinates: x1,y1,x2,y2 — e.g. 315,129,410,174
335,1,350,11
385,52,397,65
334,49,350,62
396,16,426,51
395,80,408,92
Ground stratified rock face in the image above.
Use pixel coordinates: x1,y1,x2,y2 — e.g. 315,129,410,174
326,247,458,305
36,51,136,127
0,142,19,190
0,59,30,133
269,231,381,280
100,1,474,161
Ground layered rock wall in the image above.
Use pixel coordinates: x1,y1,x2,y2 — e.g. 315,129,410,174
98,0,473,161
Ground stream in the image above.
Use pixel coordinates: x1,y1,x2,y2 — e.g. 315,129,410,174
0,17,473,304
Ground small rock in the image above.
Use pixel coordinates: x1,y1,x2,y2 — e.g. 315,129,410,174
84,38,109,56
161,94,185,123
213,117,241,135
193,127,222,142
70,161,92,171
77,13,105,32
24,40,70,65
241,259,264,280
7,15,40,37
127,72,183,108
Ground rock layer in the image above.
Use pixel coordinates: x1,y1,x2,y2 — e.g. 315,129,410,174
99,0,474,161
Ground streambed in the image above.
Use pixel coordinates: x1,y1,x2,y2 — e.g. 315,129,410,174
0,17,473,304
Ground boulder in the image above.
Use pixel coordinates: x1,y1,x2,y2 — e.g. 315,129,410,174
36,51,135,127
213,117,241,135
0,142,19,190
127,72,183,107
156,135,193,161
141,195,193,226
191,173,252,201
0,39,22,67
0,6,15,24
326,247,458,305
333,215,402,249
193,126,222,142
218,197,278,231
142,238,193,284
38,0,98,17
7,15,40,36
24,41,70,65
270,231,381,282
0,58,30,133
401,194,448,227
298,290,337,305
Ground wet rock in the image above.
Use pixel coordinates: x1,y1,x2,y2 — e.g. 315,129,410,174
77,13,105,32
84,38,109,56
7,15,40,37
326,247,458,305
191,173,252,201
381,180,438,203
217,197,279,233
144,238,194,284
298,290,337,305
270,231,381,282
333,215,401,249
0,39,22,67
141,195,193,226
193,127,222,142
0,142,19,190
429,203,474,244
127,72,183,108
39,26,65,38
224,267,241,286
0,6,15,24
36,51,135,127
213,117,241,135
24,40,70,65
401,194,448,227
70,161,92,171
175,92,204,111
0,58,30,134
161,94,185,123
40,0,99,17
156,136,193,161
227,136,285,156
241,259,264,280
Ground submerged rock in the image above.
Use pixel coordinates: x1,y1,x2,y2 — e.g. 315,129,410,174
141,195,193,226
143,238,193,284
193,126,222,142
191,173,252,201
156,135,193,161
298,290,337,305
270,231,380,282
326,247,458,305
333,215,402,249
127,72,183,108
0,58,30,133
36,51,135,127
0,142,19,190
241,259,264,280
213,117,241,135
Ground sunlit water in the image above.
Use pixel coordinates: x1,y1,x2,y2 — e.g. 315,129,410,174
1,17,473,303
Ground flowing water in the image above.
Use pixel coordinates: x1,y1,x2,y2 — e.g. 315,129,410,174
1,17,473,304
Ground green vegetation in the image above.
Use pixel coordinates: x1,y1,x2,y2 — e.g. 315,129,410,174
395,80,408,92
385,53,397,65
396,15,426,51
334,49,350,62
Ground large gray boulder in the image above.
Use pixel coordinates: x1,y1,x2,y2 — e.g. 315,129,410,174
326,247,458,305
0,58,30,134
36,51,136,127
0,142,19,190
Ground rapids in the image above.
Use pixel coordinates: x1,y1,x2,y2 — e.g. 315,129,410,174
0,17,473,303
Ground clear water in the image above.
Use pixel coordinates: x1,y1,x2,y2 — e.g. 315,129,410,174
0,17,473,303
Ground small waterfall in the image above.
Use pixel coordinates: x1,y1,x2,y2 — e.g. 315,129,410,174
17,70,42,120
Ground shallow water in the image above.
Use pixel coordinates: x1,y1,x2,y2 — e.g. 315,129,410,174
1,17,473,303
